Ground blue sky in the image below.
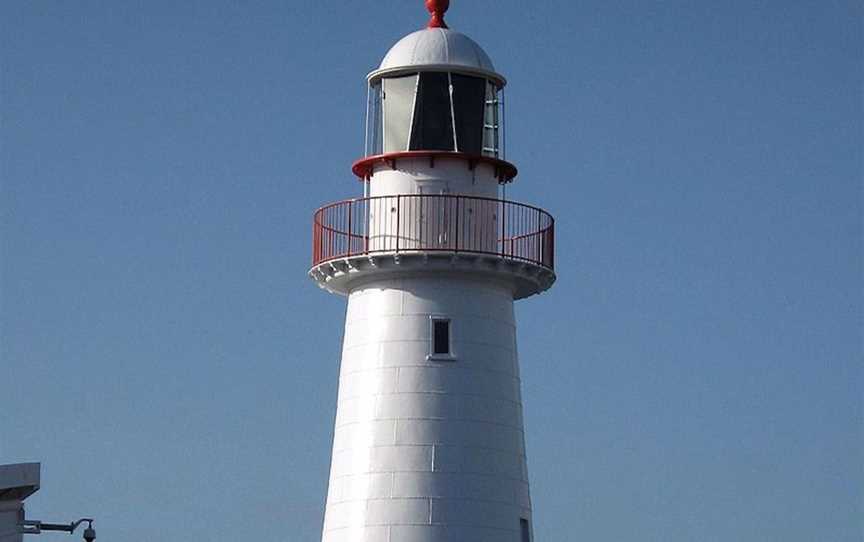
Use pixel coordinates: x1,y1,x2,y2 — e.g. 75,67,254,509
1,1,861,541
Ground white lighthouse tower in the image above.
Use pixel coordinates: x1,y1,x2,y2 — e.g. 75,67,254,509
309,2,555,541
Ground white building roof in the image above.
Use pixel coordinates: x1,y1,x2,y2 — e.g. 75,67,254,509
368,28,505,86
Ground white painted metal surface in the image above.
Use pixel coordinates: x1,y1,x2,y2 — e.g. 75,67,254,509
312,8,548,540
369,28,505,87
368,158,499,198
310,252,555,301
320,277,532,542
0,464,40,542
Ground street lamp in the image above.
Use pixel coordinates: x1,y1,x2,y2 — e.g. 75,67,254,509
21,519,96,542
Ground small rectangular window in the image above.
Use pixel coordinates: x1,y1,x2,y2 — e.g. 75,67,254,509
432,319,450,355
520,518,531,542
519,518,531,542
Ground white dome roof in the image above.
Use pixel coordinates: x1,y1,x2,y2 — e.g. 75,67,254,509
369,28,505,86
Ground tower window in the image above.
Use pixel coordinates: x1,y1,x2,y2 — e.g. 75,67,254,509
432,318,451,356
520,518,531,542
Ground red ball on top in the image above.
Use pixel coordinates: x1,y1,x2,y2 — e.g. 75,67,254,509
425,0,450,28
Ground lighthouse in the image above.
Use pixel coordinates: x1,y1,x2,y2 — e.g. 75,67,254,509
309,2,555,541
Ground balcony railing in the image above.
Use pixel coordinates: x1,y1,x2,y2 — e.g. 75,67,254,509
312,194,554,270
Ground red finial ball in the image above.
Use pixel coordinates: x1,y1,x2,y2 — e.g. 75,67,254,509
425,0,450,29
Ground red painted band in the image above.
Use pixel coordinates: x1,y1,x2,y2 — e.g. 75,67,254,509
352,150,518,183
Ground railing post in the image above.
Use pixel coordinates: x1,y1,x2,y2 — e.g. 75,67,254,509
330,209,334,260
347,201,353,257
312,214,317,265
537,207,541,264
395,195,400,254
500,199,506,257
364,198,369,254
455,196,460,254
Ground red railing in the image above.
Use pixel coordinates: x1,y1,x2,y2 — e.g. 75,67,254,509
312,194,554,270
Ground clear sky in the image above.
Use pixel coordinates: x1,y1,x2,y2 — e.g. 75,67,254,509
1,1,861,541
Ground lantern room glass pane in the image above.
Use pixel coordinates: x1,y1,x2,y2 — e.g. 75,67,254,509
367,82,383,156
483,82,500,158
382,74,418,153
409,72,454,151
451,74,486,155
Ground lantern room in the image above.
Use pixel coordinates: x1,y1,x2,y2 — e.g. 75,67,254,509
365,29,504,158
352,4,518,185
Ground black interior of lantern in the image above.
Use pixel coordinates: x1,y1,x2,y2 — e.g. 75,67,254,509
410,72,454,151
378,71,496,156
450,73,486,155
409,72,486,154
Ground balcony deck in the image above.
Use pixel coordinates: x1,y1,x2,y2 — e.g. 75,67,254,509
309,194,555,298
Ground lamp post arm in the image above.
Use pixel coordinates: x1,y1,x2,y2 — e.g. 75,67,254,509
20,518,95,540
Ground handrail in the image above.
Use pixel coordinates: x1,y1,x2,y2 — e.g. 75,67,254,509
311,194,554,270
